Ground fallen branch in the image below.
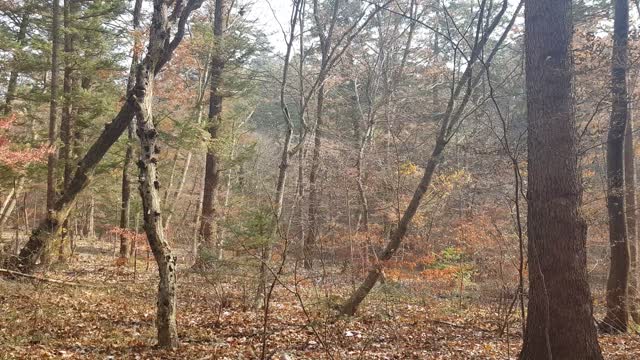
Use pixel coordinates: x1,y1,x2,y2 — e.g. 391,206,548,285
0,268,97,287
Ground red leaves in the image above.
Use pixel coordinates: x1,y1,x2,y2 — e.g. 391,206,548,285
0,114,47,171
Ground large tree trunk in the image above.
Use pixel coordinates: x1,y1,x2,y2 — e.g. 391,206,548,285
602,0,630,334
5,0,204,274
519,0,603,358
119,0,143,259
198,0,227,260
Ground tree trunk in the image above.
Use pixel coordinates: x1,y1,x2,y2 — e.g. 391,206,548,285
255,0,304,306
40,0,61,267
340,141,444,316
134,48,178,349
305,0,335,269
304,83,324,269
5,0,204,274
602,0,630,334
519,0,604,358
625,98,638,323
58,0,77,262
198,0,227,260
119,0,143,259
47,0,60,212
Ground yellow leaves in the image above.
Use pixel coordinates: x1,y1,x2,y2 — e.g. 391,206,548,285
429,169,472,198
398,161,418,176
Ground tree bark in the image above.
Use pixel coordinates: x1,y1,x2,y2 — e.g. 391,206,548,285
58,0,77,261
47,0,61,212
519,0,603,358
625,98,638,323
134,39,178,350
601,0,630,334
120,0,143,259
5,0,204,273
198,0,227,260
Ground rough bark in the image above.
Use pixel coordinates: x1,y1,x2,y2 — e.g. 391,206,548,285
519,0,603,358
130,0,204,348
602,0,630,334
134,38,178,351
120,0,143,259
5,0,204,273
198,0,227,259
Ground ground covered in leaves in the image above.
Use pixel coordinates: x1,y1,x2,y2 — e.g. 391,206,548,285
1,241,639,359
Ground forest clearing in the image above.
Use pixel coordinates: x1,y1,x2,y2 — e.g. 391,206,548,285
2,0,640,358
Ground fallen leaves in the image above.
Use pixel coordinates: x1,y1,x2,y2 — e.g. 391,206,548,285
1,240,639,359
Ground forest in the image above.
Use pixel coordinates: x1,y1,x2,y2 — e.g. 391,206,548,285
1,0,640,358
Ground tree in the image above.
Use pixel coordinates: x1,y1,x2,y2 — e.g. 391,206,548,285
624,89,638,323
340,0,519,316
119,0,143,259
133,0,179,345
199,0,228,260
2,2,32,115
47,0,60,214
601,0,631,333
519,0,603,358
303,0,389,269
6,0,204,274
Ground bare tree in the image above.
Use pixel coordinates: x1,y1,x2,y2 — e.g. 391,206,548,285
340,0,519,316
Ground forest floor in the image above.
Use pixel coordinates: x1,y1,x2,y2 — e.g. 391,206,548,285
1,239,639,359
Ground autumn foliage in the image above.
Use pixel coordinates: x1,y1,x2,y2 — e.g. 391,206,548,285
0,114,47,171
